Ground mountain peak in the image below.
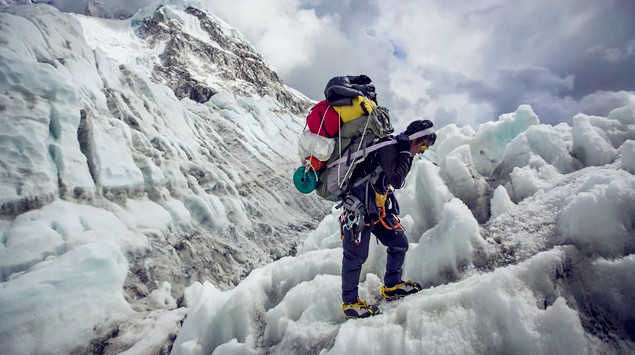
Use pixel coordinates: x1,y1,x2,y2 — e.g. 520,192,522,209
134,4,310,113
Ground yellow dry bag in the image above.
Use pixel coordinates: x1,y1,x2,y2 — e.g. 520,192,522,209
334,96,377,123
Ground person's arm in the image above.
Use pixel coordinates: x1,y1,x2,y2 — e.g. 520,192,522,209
377,136,413,188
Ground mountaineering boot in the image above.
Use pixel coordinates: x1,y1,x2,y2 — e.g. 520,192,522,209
341,298,381,318
380,280,422,301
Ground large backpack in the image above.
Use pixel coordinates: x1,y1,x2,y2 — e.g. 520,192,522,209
314,106,394,201
294,75,391,201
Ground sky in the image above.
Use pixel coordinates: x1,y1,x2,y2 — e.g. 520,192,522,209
37,0,635,130
198,0,635,130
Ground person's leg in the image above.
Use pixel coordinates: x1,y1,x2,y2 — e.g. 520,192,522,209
341,224,371,303
373,215,409,287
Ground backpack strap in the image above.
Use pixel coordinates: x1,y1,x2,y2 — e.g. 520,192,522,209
327,127,435,169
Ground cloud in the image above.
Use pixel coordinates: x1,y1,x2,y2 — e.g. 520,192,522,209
36,0,635,128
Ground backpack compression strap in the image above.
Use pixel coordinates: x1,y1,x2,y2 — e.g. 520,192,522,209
326,127,434,169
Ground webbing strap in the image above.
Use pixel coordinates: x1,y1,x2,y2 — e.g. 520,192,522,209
327,127,434,168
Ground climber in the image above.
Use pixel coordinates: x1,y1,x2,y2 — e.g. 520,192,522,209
340,119,437,318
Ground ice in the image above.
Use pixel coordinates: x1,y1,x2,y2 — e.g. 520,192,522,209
175,246,591,355
396,159,453,241
498,123,582,176
109,308,188,355
507,162,562,202
0,200,146,280
556,173,635,257
587,106,635,148
125,198,173,232
0,8,95,205
490,185,515,218
0,242,133,355
3,2,635,354
441,144,490,220
148,281,178,310
434,123,475,160
618,140,635,174
572,114,618,166
583,255,635,331
326,249,588,355
299,209,340,253
470,104,540,176
172,249,343,355
405,198,490,286
608,104,635,125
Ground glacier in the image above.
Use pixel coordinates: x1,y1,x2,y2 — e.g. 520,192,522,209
0,2,634,355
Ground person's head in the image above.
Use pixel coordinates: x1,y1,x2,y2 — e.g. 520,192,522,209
404,120,436,154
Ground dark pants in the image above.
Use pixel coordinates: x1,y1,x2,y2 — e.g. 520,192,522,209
341,214,409,303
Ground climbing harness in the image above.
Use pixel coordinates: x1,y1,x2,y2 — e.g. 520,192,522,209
339,195,365,245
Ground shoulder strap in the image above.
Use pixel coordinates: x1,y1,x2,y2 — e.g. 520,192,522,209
327,127,435,169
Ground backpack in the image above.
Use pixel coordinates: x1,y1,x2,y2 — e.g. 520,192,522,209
294,75,391,201
314,106,394,201
306,96,377,137
324,75,377,105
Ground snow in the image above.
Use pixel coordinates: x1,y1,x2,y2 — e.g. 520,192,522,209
490,185,515,218
0,3,321,354
572,114,618,166
149,281,178,309
2,2,635,355
299,209,340,253
405,198,491,287
169,99,635,353
0,200,146,280
557,172,635,257
508,163,562,202
441,144,488,206
470,104,540,176
584,255,635,330
499,123,581,175
0,7,95,205
125,198,173,231
395,160,453,241
174,246,592,355
110,308,188,355
608,103,635,125
93,117,146,188
0,242,132,355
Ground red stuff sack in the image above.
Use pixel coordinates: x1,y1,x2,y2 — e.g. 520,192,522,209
306,100,340,138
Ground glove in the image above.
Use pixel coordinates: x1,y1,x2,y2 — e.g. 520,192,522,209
396,133,410,153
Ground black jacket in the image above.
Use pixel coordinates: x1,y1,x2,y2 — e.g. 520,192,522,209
351,140,413,193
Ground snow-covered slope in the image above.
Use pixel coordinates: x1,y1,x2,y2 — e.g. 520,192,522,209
174,105,635,354
0,3,327,354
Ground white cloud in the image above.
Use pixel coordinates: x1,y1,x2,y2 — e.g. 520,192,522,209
34,0,635,127
197,0,347,78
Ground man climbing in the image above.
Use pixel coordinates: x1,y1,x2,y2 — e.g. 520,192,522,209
340,120,437,318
